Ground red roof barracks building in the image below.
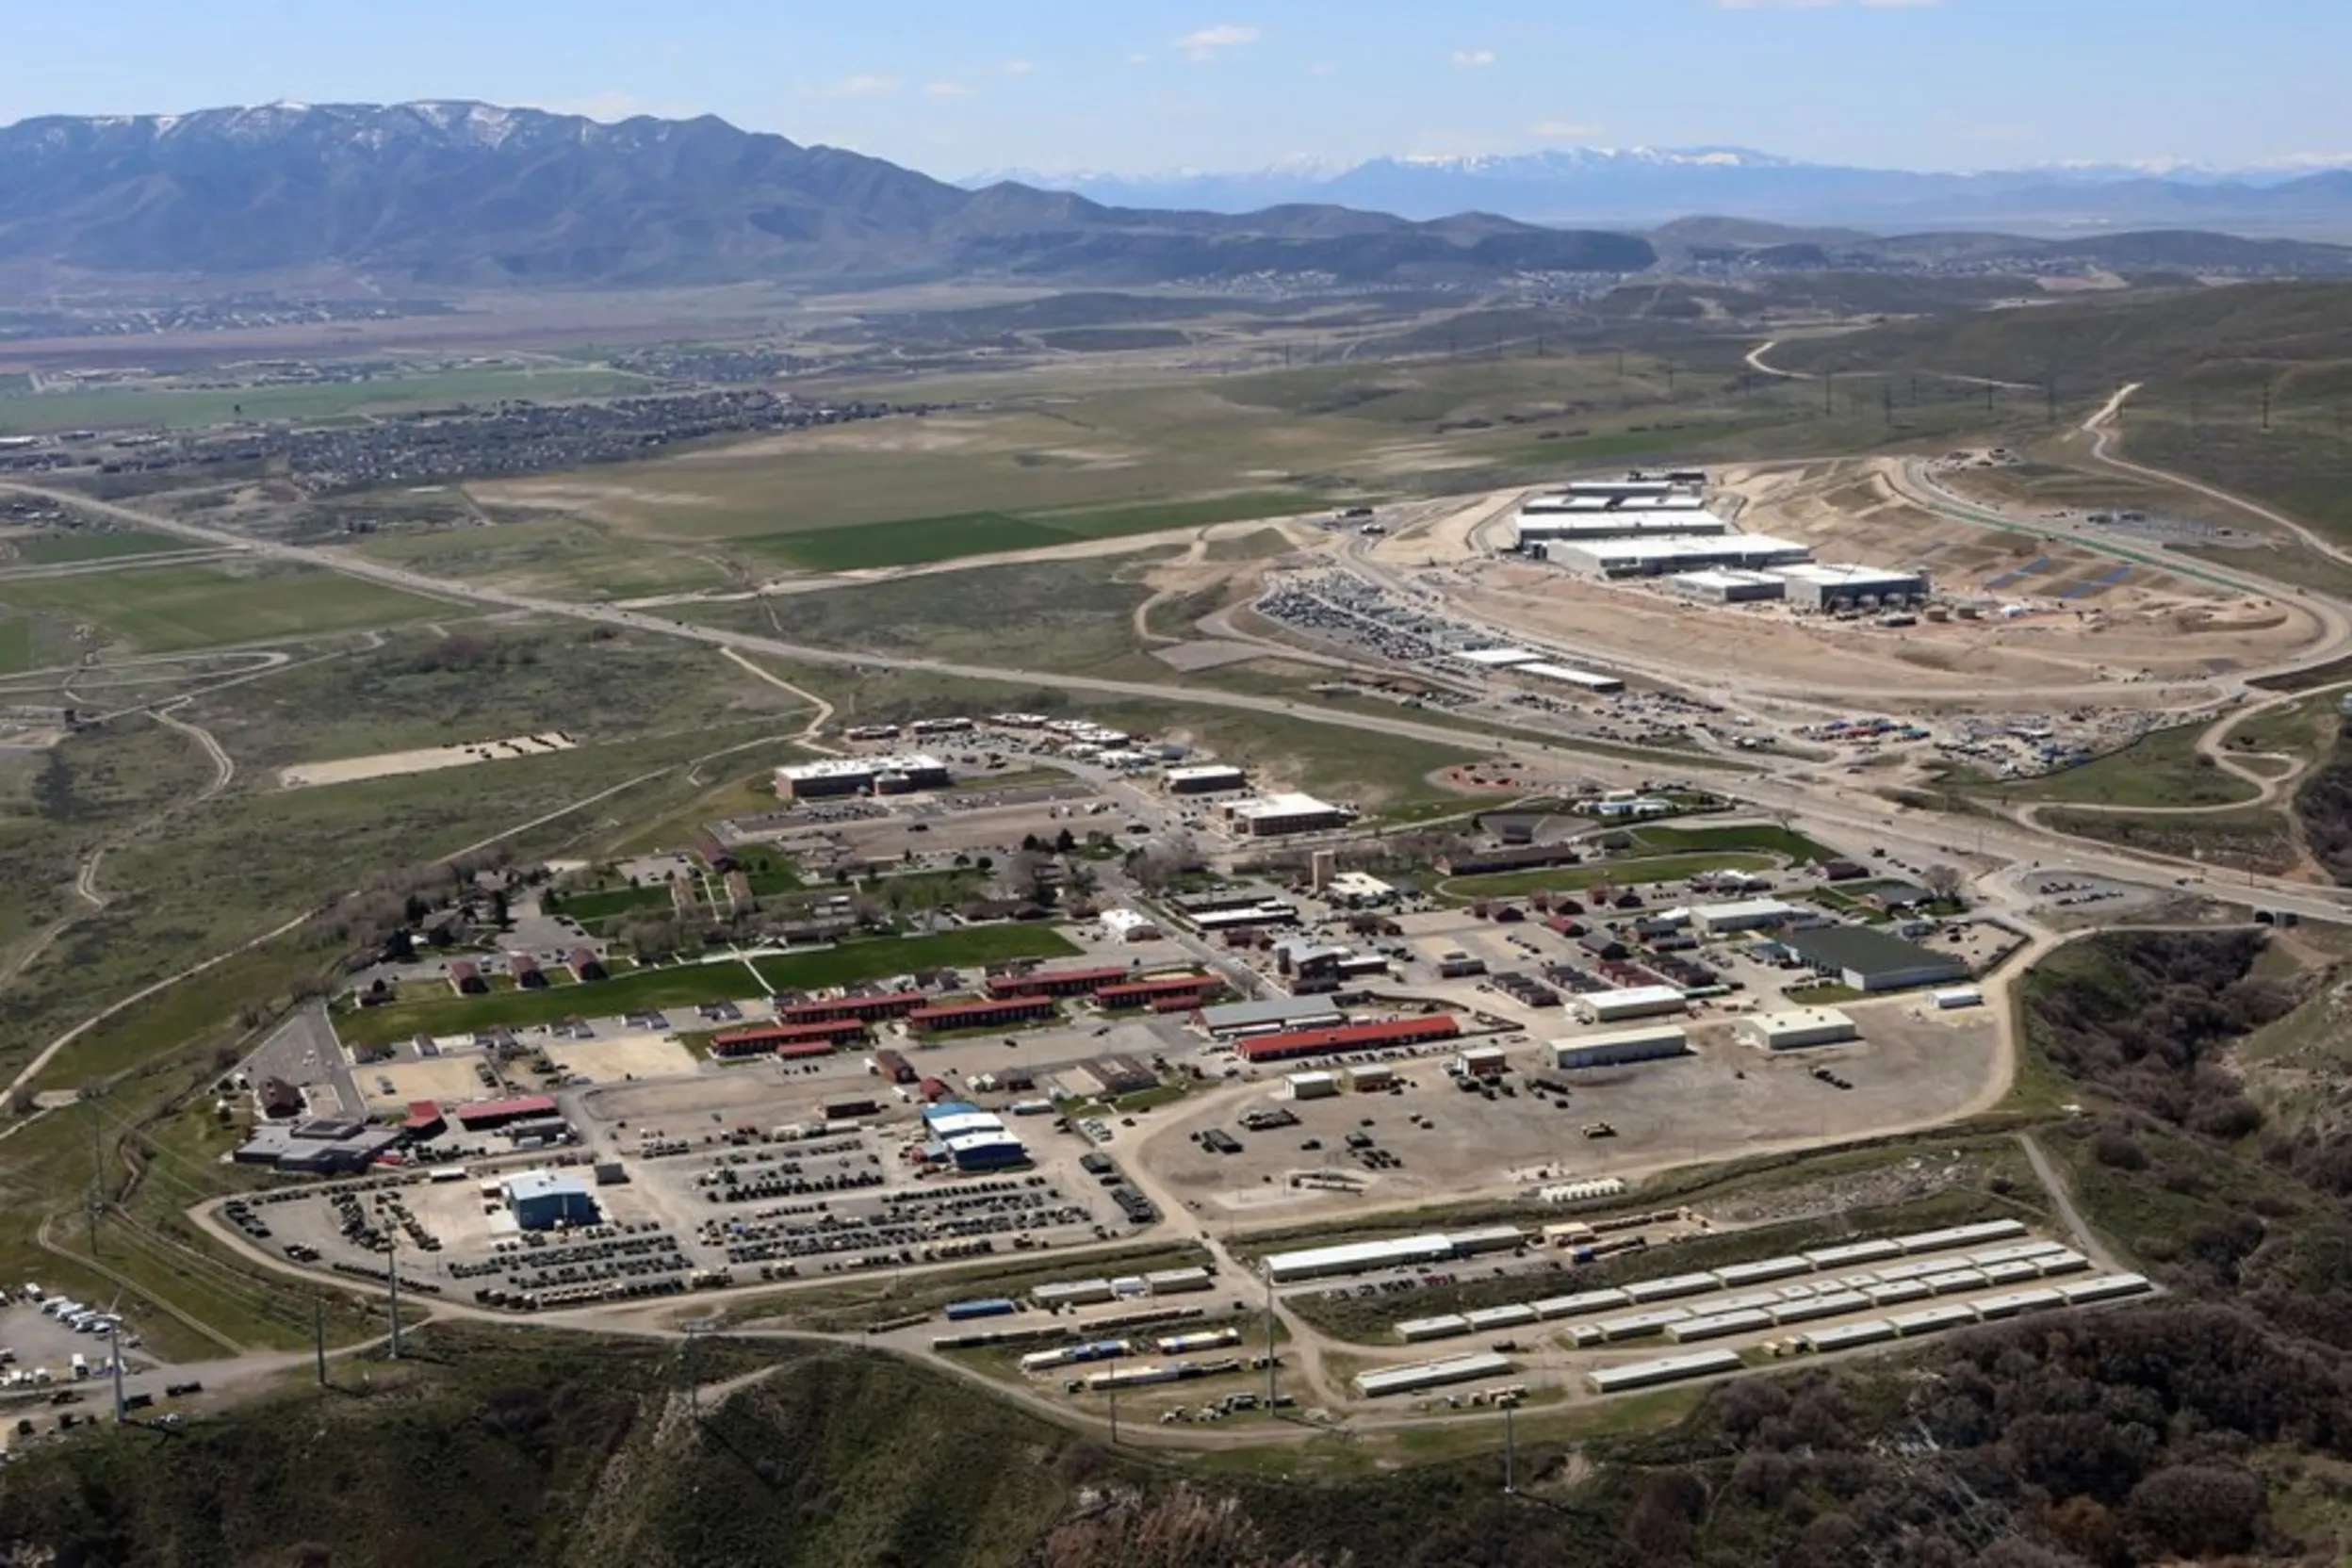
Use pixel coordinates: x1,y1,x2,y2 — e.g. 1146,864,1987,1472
908,996,1058,1032
710,1019,870,1059
1234,1015,1462,1064
984,965,1134,1000
777,989,925,1024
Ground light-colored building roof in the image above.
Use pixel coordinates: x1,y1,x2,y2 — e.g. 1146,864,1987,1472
502,1168,590,1201
1165,763,1245,783
1771,563,1924,589
1228,792,1341,821
776,753,945,783
1456,647,1544,666
1566,533,1811,564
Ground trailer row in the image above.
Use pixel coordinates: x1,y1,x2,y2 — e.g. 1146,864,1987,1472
1030,1266,1217,1309
1392,1238,2090,1345
1578,1275,2153,1396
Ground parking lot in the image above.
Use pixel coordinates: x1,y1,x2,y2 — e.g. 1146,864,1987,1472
1132,1001,2001,1224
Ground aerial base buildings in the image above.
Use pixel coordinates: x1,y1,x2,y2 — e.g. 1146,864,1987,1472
775,754,952,801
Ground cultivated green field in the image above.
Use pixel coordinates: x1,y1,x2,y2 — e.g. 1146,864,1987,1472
0,563,449,652
0,366,651,434
0,614,27,674
347,519,738,600
4,529,186,564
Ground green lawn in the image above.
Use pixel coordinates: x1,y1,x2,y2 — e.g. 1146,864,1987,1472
0,614,27,675
1997,721,2258,809
1631,823,1842,861
334,958,762,1047
748,925,1077,991
550,883,680,923
8,530,186,564
749,493,1324,572
1441,851,1778,901
0,564,448,651
0,367,650,434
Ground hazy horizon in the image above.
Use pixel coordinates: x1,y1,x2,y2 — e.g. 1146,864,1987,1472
8,0,2349,183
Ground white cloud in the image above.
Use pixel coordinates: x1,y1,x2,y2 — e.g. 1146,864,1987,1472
1307,61,1339,76
1000,59,1036,76
1529,120,1601,140
817,74,896,98
1450,48,1497,68
1177,23,1260,60
925,81,972,98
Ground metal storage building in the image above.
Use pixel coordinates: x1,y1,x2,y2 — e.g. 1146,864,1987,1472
1547,1024,1690,1070
1932,986,1983,1009
1539,532,1813,580
1355,1353,1514,1398
1780,926,1969,993
1595,1308,1694,1341
1667,1309,1773,1343
1286,1070,1342,1101
1586,1349,1741,1395
1690,898,1802,936
1772,1290,1874,1324
1574,986,1690,1024
2060,1273,2152,1305
1622,1272,1720,1304
1889,1303,1981,1337
1801,1318,1899,1353
1772,563,1931,612
1397,1315,1472,1344
1671,568,1788,604
1738,1006,1860,1052
1457,646,1544,667
1711,1255,1813,1289
1511,663,1625,694
502,1169,599,1231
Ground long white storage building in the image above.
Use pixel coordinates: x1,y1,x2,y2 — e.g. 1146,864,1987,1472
1263,1226,1526,1284
1547,1024,1689,1070
1574,986,1690,1024
1587,1349,1741,1395
1356,1353,1514,1397
1738,1007,1860,1052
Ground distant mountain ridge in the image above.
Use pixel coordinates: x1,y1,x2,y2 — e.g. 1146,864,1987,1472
962,147,2352,234
0,101,1657,287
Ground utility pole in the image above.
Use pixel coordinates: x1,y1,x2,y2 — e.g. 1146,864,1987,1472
2262,384,2273,433
1264,1277,1280,1411
385,1233,402,1361
1503,1398,1518,1495
1883,382,1894,429
1984,382,1994,417
1108,1382,1119,1446
1823,370,1834,417
2045,378,2057,425
87,1098,103,1258
109,1322,126,1424
314,1297,328,1386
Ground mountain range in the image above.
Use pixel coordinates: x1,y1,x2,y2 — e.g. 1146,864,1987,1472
0,101,1655,288
959,147,2352,235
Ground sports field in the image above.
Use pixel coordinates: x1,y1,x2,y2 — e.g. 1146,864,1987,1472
0,563,449,651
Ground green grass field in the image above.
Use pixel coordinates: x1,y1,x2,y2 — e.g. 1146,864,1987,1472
1997,721,2260,809
336,925,1078,1046
0,366,651,434
0,614,27,675
1441,851,1778,901
7,530,186,564
1630,822,1841,861
747,494,1327,572
0,563,449,652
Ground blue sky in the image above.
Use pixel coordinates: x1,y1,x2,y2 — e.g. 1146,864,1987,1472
9,0,2349,176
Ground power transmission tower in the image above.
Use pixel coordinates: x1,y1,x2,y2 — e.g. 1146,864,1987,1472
315,1297,328,1386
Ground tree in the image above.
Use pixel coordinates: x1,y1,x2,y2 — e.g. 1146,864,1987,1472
1924,863,1964,901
